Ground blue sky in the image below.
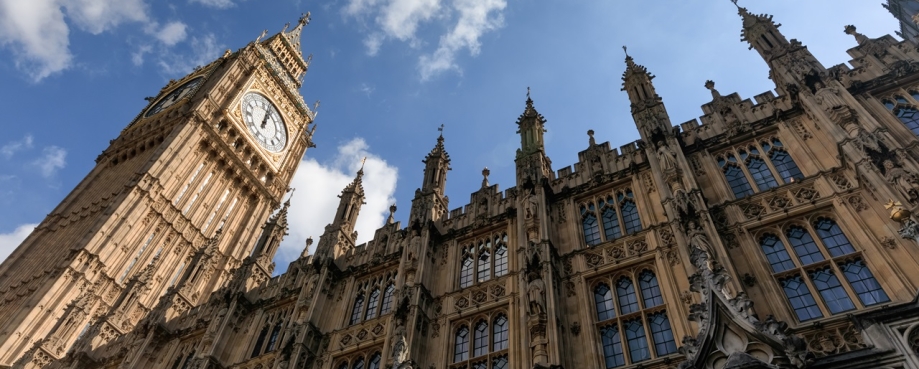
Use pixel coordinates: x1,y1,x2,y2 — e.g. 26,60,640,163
0,0,897,273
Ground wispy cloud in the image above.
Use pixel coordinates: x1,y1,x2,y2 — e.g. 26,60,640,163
190,0,236,9
359,83,375,97
156,33,223,76
0,223,37,264
274,138,398,272
343,0,506,79
31,146,66,178
1,135,34,159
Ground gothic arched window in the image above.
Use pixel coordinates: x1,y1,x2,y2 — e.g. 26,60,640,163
760,234,795,273
594,284,616,321
616,278,639,315
840,259,890,306
768,143,802,183
813,218,855,257
809,267,855,314
266,322,282,352
638,271,663,308
746,157,778,191
365,288,380,320
477,249,491,282
350,293,365,325
493,315,508,351
473,320,489,357
251,325,268,358
454,326,470,362
896,107,919,136
780,275,823,321
337,363,349,369
600,325,625,368
786,226,824,265
723,163,754,199
582,204,601,246
368,353,382,369
647,312,677,356
619,192,642,234
380,284,395,315
460,256,474,288
494,245,508,277
624,319,650,363
352,357,365,369
602,207,622,240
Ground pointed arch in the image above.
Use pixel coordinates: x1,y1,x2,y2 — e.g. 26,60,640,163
365,288,380,320
494,244,508,277
460,256,474,288
594,283,615,321
473,320,488,357
350,293,365,325
492,314,508,351
582,204,601,246
454,325,470,362
616,277,639,315
746,157,778,190
638,270,663,308
380,283,395,315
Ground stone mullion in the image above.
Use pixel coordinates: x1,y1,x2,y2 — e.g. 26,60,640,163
651,238,691,346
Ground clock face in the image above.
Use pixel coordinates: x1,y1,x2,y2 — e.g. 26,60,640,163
242,93,288,153
144,77,204,117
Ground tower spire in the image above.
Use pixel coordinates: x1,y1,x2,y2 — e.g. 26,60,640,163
735,1,789,60
621,50,661,113
516,87,547,157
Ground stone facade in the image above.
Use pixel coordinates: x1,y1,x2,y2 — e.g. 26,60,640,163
4,4,919,369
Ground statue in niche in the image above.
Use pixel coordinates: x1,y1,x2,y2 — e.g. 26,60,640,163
656,142,677,172
686,221,716,270
526,271,546,316
524,189,539,221
391,331,407,368
813,79,846,109
884,160,919,203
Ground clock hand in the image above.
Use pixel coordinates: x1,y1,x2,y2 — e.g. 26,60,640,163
260,108,270,129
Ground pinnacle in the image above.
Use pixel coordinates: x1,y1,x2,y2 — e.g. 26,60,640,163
284,11,311,56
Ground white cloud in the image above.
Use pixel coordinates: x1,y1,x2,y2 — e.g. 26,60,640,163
132,44,152,66
419,0,505,80
157,33,223,76
0,223,36,264
151,21,187,46
274,138,399,271
0,0,72,81
343,0,505,80
1,134,34,159
62,0,148,34
359,83,375,97
190,0,236,9
31,146,66,178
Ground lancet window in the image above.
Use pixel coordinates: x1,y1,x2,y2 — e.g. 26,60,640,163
717,138,802,199
579,189,642,246
756,216,889,322
335,351,383,369
458,232,509,289
883,94,919,136
249,308,293,358
349,272,397,325
592,268,677,368
451,310,509,369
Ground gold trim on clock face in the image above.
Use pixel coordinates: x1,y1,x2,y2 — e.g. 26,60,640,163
241,92,288,153
144,77,204,118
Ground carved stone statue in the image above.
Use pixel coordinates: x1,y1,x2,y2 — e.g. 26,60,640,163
686,221,716,270
391,332,407,368
884,160,919,202
524,190,538,221
656,143,677,172
526,271,546,316
814,83,845,109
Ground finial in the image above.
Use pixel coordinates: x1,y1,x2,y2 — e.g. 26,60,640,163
257,29,268,42
587,129,596,146
622,45,628,57
705,80,721,99
438,124,444,137
282,22,290,32
360,157,367,171
387,204,397,224
284,187,296,206
482,167,490,188
299,12,311,26
730,0,739,8
527,86,531,100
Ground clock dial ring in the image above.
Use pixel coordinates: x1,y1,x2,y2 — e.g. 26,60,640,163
144,76,204,118
241,92,288,153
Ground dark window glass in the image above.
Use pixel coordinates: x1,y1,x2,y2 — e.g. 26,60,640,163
624,319,650,363
884,100,895,110
350,294,364,325
911,91,919,102
493,315,509,351
810,268,855,314
725,165,754,198
647,312,677,356
840,259,890,306
266,322,282,352
770,150,802,183
454,326,469,362
380,284,395,315
181,351,195,369
594,284,616,321
251,325,268,357
583,213,601,246
813,218,856,257
602,207,622,240
897,96,910,104
617,278,639,315
781,275,823,321
760,234,796,273
897,107,919,136
600,325,625,368
621,201,642,234
492,355,509,369
460,257,474,288
477,251,491,282
352,357,364,369
365,288,380,320
786,226,824,265
471,362,486,369
368,353,381,369
747,157,779,191
337,363,349,369
494,245,508,277
638,271,664,308
473,321,488,357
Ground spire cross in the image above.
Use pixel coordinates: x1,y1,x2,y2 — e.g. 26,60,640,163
438,124,444,136
527,86,531,99
622,45,628,57
360,157,367,170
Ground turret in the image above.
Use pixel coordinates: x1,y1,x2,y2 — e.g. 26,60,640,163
409,133,451,226
314,165,366,262
737,3,790,61
621,50,673,141
515,89,553,185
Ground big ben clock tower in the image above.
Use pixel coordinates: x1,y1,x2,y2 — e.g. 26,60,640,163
0,14,317,366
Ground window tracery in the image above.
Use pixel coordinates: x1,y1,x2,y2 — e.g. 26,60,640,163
349,272,397,325
579,189,642,246
457,232,509,289
717,138,802,199
451,311,509,368
591,268,676,368
756,216,889,322
882,95,919,136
